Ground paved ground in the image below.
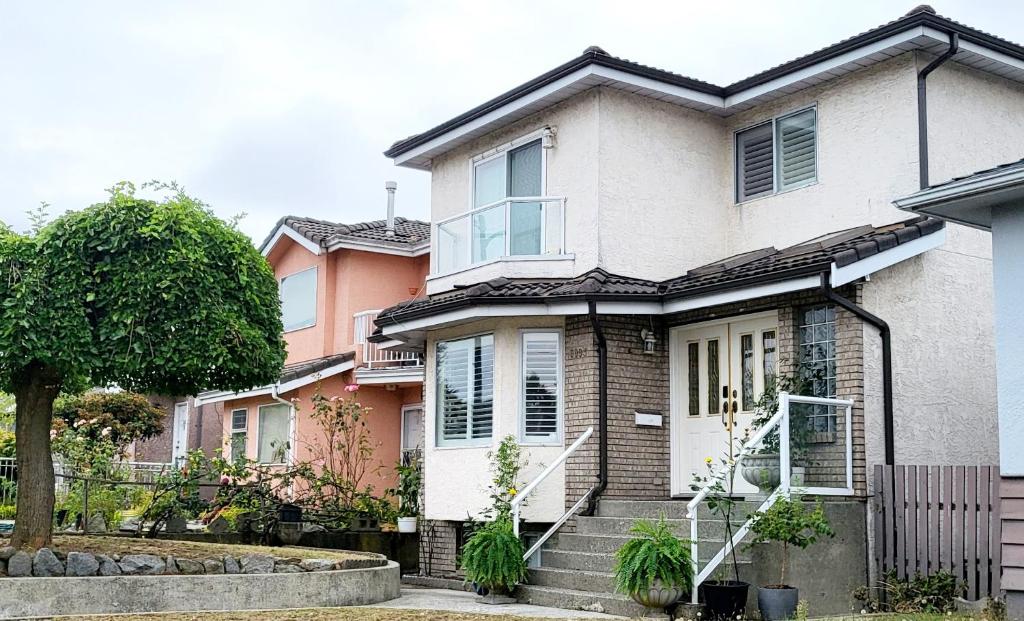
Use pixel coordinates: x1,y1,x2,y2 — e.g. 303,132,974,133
365,587,625,619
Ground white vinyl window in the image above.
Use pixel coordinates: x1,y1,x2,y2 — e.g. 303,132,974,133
280,266,317,332
257,404,290,463
520,331,562,443
229,408,247,461
736,107,817,202
436,334,494,446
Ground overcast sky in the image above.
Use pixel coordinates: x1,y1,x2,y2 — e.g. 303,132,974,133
1,1,1021,243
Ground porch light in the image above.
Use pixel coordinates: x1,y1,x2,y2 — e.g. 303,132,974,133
640,328,657,354
542,126,556,149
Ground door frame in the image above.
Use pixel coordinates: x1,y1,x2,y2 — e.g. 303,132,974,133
669,310,778,496
171,401,189,466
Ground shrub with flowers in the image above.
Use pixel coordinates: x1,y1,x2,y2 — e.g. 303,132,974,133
51,391,165,472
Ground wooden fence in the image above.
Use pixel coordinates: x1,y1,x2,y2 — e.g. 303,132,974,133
872,465,1000,600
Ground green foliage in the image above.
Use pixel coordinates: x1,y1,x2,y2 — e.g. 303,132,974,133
58,481,145,531
0,181,286,396
880,570,961,614
459,519,528,592
747,369,815,458
0,505,16,520
0,430,14,458
748,498,834,586
613,516,693,595
52,391,164,458
394,457,421,518
485,435,527,522
690,452,742,582
0,393,13,430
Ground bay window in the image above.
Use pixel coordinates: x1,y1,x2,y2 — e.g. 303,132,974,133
436,334,494,446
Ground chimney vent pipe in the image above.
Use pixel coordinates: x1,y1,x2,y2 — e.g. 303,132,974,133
385,181,397,236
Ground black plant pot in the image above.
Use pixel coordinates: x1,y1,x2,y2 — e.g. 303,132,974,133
757,585,798,621
700,580,749,620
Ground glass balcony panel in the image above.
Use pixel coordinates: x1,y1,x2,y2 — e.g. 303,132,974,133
543,200,563,254
472,204,506,263
509,201,542,256
437,216,469,273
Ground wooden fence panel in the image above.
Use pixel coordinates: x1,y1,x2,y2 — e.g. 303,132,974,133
873,465,1000,601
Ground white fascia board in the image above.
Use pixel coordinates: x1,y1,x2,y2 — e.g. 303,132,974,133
959,38,1024,74
277,360,355,394
588,65,725,108
725,27,928,108
374,339,408,350
895,166,1024,210
830,227,946,287
663,276,822,314
381,302,590,334
354,368,426,384
261,225,323,257
194,386,273,406
325,239,430,257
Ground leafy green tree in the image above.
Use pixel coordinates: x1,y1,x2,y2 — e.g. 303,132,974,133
0,182,286,548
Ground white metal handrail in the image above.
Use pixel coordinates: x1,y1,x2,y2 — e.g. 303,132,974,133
687,392,854,604
511,426,593,561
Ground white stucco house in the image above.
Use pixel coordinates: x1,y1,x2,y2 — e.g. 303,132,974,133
376,6,1024,615
896,159,1024,617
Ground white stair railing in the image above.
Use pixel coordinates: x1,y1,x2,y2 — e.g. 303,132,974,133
686,392,854,604
510,427,594,561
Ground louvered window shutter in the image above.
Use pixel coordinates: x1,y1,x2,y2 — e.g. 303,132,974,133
736,123,774,201
437,335,493,444
522,332,561,441
777,108,817,190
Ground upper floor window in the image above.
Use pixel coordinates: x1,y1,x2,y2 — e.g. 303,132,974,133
435,136,563,275
436,334,494,446
736,107,817,202
280,266,317,332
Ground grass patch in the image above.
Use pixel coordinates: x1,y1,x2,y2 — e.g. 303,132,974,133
52,609,599,621
12,535,369,562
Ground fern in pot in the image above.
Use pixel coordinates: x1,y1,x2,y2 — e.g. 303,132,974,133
614,517,694,610
460,518,528,602
747,497,834,621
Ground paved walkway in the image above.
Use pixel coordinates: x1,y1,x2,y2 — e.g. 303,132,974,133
367,587,626,619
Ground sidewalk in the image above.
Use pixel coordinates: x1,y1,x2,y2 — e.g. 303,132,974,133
366,587,626,619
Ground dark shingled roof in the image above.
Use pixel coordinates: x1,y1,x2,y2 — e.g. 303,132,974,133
386,6,1024,160
280,352,355,384
375,218,943,326
262,216,430,253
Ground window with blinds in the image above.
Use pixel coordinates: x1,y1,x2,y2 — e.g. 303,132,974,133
436,334,494,445
735,107,817,202
521,331,561,442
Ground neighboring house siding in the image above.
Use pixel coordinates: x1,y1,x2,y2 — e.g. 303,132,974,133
268,237,331,364
134,394,178,462
135,397,224,463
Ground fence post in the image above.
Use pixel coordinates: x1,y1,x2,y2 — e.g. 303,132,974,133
779,392,791,496
82,478,90,533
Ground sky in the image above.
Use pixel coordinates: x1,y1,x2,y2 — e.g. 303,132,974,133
1,0,1022,244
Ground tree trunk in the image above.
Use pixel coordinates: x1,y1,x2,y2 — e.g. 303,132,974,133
11,362,61,549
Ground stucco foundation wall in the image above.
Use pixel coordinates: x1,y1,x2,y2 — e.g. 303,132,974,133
861,249,997,469
423,317,567,523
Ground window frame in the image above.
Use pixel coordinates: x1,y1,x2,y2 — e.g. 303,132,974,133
401,402,424,454
229,407,248,461
279,265,318,333
256,403,292,464
518,329,564,445
734,104,818,204
434,332,495,448
797,304,838,437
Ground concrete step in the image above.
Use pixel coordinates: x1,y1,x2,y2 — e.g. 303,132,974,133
528,567,615,593
516,584,649,618
576,515,745,540
541,549,616,573
595,499,692,518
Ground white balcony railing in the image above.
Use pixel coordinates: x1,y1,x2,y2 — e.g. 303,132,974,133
353,310,422,369
433,196,566,275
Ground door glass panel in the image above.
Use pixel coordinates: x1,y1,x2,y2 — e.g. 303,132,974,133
687,342,699,416
474,157,506,208
763,330,777,382
741,334,754,411
471,204,505,263
707,339,720,415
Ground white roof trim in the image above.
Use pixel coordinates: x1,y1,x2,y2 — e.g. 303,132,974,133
661,276,821,314
261,224,323,257
830,226,946,286
895,166,1024,209
192,359,355,406
354,367,425,384
325,239,430,257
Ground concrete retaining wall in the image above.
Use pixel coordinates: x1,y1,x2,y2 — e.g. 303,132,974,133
0,560,400,619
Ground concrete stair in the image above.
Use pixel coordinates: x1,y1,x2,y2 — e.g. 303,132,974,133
516,499,761,617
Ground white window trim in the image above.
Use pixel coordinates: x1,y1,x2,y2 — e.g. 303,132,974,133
229,408,248,460
435,332,495,448
401,402,424,453
256,403,291,464
518,329,564,446
279,265,318,333
734,103,819,204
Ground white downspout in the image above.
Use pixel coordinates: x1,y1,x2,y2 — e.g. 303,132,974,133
270,385,295,466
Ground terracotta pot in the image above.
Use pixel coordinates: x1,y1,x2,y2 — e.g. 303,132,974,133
630,579,686,610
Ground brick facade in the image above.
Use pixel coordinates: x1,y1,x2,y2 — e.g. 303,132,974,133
418,519,460,577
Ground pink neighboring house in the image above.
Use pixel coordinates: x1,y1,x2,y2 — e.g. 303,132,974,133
196,191,429,497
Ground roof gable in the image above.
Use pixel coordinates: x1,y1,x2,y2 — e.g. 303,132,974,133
387,7,1024,170
260,216,431,258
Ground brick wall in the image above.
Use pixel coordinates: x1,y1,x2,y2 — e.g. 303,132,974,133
418,519,459,577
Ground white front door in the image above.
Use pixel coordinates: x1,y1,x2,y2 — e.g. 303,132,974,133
172,402,189,465
670,312,779,496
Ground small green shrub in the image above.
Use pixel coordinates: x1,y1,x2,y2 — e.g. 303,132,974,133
0,431,14,458
0,504,16,520
459,518,528,593
747,497,834,586
855,569,963,613
613,516,693,595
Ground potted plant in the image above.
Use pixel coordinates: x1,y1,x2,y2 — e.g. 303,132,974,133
747,497,834,620
740,372,814,493
692,454,750,620
395,457,421,533
614,516,693,611
460,518,528,604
